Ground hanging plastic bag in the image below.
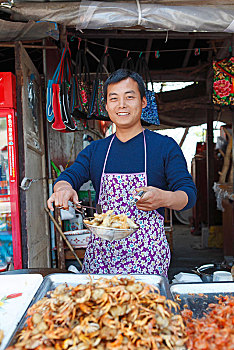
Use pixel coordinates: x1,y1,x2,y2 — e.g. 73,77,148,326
71,49,92,121
135,56,160,126
89,52,115,121
46,64,60,123
59,49,76,131
213,57,234,106
51,47,77,132
52,83,66,130
46,48,66,123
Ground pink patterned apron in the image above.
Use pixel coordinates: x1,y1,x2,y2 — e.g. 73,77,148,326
82,131,170,276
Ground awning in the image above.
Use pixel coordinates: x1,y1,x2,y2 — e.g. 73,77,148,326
6,1,234,32
0,19,58,41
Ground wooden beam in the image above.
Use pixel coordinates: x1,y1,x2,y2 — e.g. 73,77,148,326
79,64,208,81
59,24,67,48
0,43,57,49
179,127,189,147
159,97,209,113
145,38,153,64
104,38,109,67
182,38,196,68
216,38,231,60
142,63,209,81
69,30,232,40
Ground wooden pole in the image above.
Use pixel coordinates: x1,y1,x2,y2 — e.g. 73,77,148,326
182,39,195,68
179,127,189,148
45,208,83,269
145,38,153,64
0,43,57,49
206,108,215,227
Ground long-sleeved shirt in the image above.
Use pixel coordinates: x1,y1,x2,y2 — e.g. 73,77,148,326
55,129,197,216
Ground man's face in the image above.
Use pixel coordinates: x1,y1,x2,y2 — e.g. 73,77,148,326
105,77,147,129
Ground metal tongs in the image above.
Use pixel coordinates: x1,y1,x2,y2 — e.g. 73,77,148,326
58,202,102,217
129,190,146,207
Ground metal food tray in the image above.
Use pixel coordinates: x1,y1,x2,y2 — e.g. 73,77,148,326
170,281,234,318
29,273,172,301
7,273,172,347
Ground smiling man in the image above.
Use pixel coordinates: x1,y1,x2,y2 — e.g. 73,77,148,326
47,69,196,276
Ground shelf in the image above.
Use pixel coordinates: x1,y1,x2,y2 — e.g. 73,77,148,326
65,248,86,260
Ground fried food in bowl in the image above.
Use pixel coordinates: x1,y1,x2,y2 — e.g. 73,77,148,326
83,210,139,241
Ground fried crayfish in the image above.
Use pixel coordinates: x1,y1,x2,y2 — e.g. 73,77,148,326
7,276,187,350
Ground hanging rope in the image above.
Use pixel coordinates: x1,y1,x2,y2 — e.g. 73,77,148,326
70,36,229,56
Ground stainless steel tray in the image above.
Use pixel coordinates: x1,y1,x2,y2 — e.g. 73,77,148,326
170,282,234,318
7,273,172,348
33,273,172,300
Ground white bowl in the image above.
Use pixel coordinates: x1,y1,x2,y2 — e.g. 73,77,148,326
64,229,90,248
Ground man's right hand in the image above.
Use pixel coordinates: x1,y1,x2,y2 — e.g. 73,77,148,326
47,181,79,211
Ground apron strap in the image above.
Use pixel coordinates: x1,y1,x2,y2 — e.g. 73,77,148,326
143,129,147,180
98,134,115,202
103,135,115,175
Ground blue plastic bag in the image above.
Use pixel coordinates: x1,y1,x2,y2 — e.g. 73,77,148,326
141,89,160,125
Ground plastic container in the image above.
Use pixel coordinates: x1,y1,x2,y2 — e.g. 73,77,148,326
64,214,83,231
213,271,233,282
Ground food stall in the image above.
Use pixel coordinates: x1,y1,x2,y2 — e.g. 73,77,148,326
0,1,233,348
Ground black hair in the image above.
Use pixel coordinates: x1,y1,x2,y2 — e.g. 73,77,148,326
103,69,146,102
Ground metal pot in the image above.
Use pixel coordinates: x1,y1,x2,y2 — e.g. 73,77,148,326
195,264,215,282
192,263,231,282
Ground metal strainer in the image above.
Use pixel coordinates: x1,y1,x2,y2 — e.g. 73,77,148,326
83,217,139,241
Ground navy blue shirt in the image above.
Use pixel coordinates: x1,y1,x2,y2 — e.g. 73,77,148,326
55,129,197,216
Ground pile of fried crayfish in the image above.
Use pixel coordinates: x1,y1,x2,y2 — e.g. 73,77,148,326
7,276,187,350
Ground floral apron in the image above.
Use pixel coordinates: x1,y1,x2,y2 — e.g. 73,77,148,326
82,131,170,276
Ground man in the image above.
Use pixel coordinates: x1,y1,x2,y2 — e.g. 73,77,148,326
47,69,196,276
